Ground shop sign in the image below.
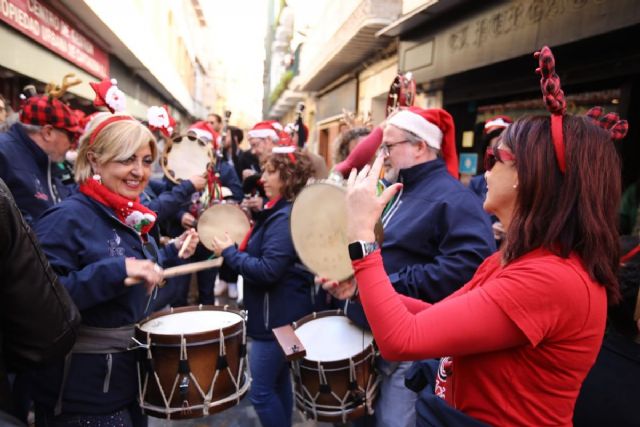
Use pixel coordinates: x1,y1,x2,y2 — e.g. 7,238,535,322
0,0,109,79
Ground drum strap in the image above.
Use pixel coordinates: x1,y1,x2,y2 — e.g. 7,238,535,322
54,324,135,415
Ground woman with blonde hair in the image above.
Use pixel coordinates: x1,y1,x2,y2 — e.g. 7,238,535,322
31,113,198,426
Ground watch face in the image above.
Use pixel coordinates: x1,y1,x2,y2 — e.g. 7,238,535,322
348,241,364,260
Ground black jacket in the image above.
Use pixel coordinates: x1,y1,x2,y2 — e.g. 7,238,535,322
0,178,80,414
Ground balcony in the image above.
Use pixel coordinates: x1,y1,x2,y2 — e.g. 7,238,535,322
299,0,401,92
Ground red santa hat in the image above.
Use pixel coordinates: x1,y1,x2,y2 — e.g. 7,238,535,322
147,105,175,137
188,120,220,148
484,115,513,135
248,120,282,141
387,107,459,178
89,78,126,113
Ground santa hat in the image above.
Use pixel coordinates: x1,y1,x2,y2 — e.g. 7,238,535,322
188,120,219,148
387,107,458,178
147,105,175,137
248,120,282,141
89,78,126,113
484,115,512,135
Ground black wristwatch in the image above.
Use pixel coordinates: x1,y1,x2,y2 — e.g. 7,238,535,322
348,240,379,260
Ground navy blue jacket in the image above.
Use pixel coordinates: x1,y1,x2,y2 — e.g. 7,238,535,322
346,159,495,326
0,123,71,224
468,174,487,202
222,198,315,340
30,192,178,414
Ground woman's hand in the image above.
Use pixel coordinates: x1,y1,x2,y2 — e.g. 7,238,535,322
345,154,403,242
124,258,163,294
181,212,196,229
211,232,234,257
241,196,263,212
174,228,199,258
320,277,358,300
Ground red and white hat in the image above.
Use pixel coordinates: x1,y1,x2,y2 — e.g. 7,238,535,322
188,120,219,147
387,107,458,178
147,105,175,137
89,78,126,113
484,115,512,135
248,120,282,141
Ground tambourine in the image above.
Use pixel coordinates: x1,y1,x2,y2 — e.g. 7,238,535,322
161,133,214,184
197,202,251,251
386,72,416,117
290,180,383,281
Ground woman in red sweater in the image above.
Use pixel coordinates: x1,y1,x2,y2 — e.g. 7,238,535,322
328,48,626,426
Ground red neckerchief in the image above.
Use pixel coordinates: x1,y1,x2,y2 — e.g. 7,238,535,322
238,196,282,252
79,177,157,236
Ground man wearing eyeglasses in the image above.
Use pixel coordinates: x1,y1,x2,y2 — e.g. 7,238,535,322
0,90,80,225
334,107,495,427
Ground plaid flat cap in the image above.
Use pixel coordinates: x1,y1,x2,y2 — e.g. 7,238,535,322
20,95,82,135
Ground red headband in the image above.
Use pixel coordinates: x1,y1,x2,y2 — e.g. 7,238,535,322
88,115,136,145
535,46,567,174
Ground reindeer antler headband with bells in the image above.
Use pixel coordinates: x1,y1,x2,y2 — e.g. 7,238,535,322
535,46,628,173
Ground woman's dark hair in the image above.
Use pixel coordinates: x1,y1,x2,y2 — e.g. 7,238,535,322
501,115,621,303
263,150,313,201
610,235,640,338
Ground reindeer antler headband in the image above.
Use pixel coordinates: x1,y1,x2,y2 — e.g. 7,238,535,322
535,46,629,173
585,106,629,141
535,46,567,173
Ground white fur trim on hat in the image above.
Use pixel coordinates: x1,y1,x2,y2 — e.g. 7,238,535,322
272,146,295,154
189,128,213,142
248,128,278,139
388,110,443,150
484,117,510,131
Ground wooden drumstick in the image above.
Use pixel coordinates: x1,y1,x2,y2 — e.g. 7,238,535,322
177,233,193,258
124,258,223,286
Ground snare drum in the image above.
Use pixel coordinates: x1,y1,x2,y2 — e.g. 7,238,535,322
135,306,249,419
197,202,251,251
161,133,214,184
291,310,379,423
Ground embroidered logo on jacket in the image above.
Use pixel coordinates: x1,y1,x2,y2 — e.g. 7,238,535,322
107,230,125,257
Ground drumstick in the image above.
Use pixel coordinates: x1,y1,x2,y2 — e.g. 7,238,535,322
177,234,193,258
124,258,223,286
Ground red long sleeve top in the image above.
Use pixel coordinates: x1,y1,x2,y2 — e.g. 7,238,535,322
353,249,607,426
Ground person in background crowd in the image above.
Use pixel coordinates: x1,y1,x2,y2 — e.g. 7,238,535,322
207,112,223,134
0,178,80,424
30,112,197,427
619,178,640,235
327,107,495,427
573,235,640,427
325,46,626,426
0,79,82,224
0,94,8,128
334,127,371,165
172,120,242,305
211,147,316,427
468,115,513,244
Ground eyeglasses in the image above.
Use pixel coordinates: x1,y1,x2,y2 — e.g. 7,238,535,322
380,139,411,156
484,146,516,171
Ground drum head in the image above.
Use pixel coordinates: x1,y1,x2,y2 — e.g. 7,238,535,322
295,315,373,362
139,309,242,335
198,204,251,251
291,182,382,281
161,134,213,184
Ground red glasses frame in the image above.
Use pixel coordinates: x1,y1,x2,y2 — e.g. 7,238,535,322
484,146,516,171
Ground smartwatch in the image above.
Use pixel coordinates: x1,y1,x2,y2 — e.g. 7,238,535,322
348,240,379,260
